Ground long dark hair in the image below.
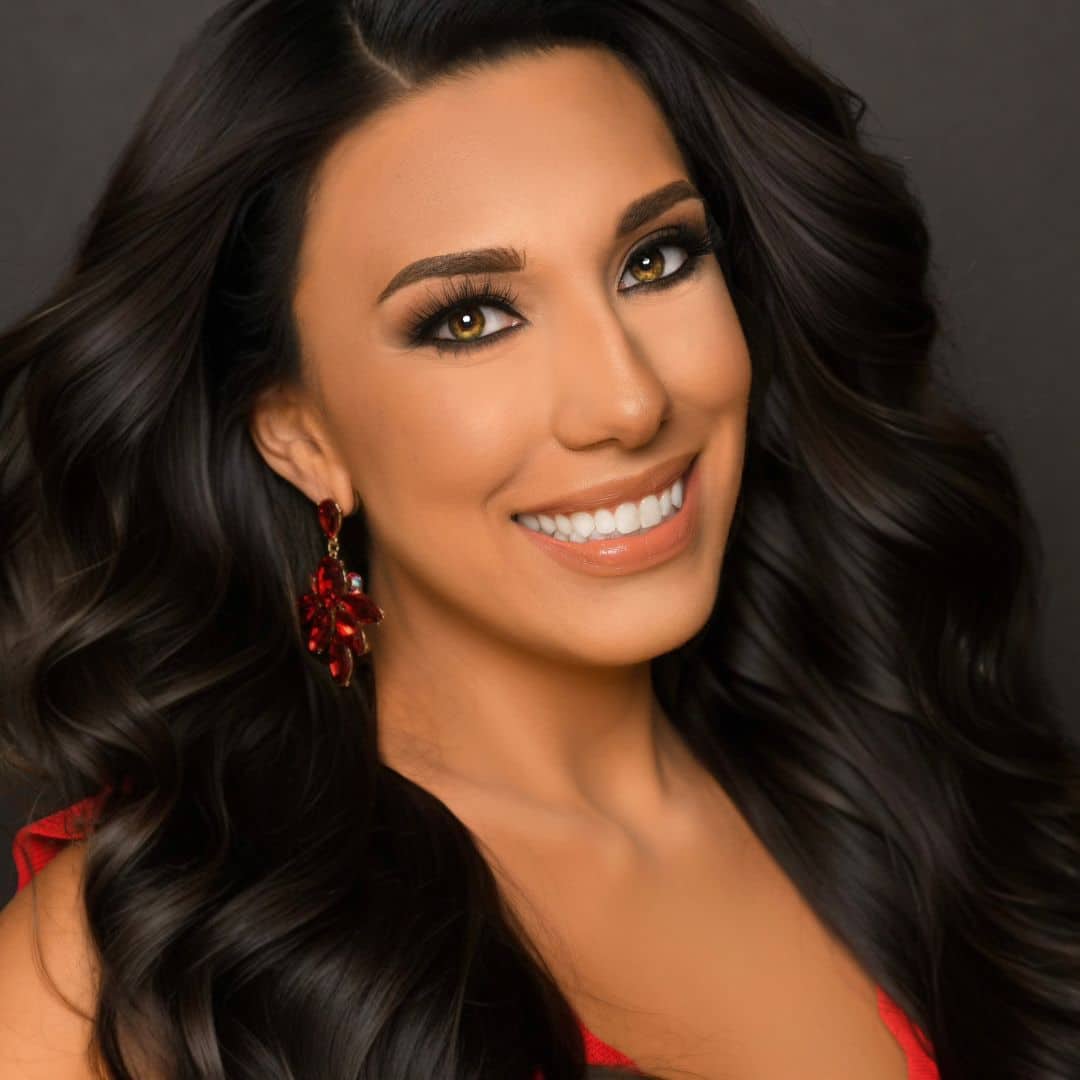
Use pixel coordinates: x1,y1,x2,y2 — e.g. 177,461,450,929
2,1,1077,1076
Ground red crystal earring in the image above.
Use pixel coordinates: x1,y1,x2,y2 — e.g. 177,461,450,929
298,497,384,688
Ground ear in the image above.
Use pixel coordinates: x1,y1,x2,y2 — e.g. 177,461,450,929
249,382,357,513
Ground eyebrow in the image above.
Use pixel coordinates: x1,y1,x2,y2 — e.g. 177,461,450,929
375,178,704,305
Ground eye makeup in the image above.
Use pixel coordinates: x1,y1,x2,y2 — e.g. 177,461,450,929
401,216,722,354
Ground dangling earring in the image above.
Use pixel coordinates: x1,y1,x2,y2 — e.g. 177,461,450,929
298,497,384,688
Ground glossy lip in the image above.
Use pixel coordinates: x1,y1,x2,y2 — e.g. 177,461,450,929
511,453,702,577
511,450,698,519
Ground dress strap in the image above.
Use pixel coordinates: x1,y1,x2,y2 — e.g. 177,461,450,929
11,792,106,891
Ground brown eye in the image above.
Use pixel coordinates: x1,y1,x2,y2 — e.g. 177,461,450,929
431,302,521,346
619,241,690,290
406,224,716,354
446,306,485,343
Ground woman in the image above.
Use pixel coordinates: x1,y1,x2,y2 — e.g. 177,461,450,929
1,0,1076,1077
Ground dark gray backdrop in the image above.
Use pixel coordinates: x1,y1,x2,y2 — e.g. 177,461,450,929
2,2,1077,903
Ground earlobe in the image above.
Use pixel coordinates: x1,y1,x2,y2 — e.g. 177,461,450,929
248,384,354,510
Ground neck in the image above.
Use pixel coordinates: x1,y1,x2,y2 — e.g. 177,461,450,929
371,590,698,830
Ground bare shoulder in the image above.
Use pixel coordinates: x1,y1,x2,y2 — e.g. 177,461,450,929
0,842,104,1079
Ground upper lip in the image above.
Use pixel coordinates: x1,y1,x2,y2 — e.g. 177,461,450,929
513,450,698,518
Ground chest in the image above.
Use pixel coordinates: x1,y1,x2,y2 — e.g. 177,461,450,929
470,800,910,1080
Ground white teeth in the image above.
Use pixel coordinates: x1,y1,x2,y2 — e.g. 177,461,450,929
514,468,689,543
593,508,617,535
639,494,662,528
613,501,638,534
570,511,594,537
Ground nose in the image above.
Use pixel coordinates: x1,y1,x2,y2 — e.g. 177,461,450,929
548,291,672,451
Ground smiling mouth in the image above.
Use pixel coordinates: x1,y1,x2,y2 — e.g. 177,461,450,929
511,455,696,544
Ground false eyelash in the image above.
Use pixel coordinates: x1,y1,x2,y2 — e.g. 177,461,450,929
659,219,722,268
405,275,521,346
404,218,724,351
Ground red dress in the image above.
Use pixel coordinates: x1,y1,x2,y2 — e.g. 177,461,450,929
578,988,939,1078
12,796,939,1079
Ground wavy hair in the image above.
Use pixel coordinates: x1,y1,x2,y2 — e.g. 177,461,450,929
2,1,1077,1077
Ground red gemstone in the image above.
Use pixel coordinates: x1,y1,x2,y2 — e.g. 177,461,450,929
349,628,371,657
334,602,357,639
306,607,332,654
328,638,354,686
316,555,345,599
299,590,321,625
338,591,384,625
317,499,342,540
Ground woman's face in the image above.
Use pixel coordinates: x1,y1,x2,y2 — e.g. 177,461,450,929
266,45,751,669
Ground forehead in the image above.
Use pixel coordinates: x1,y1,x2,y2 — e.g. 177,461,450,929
297,46,691,284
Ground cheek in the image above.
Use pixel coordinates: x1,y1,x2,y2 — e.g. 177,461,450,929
327,358,528,532
649,275,752,417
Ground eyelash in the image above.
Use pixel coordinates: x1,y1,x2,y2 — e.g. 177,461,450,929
403,220,722,354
